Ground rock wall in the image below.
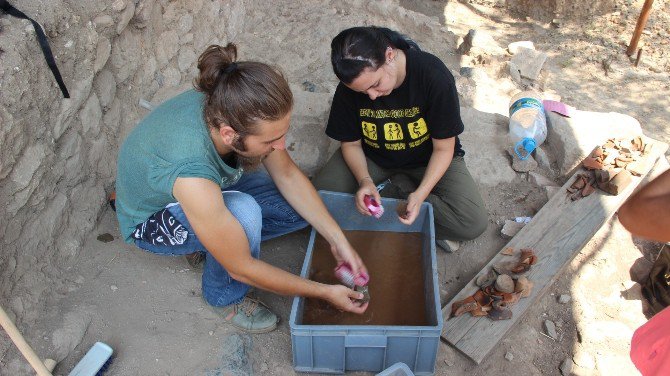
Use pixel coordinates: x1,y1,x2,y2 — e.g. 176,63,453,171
0,0,457,332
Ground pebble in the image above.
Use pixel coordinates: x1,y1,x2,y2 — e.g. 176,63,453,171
558,294,571,304
97,233,114,243
559,358,573,375
495,274,515,293
544,319,558,340
505,351,514,361
209,331,214,336
110,285,118,291
460,67,474,77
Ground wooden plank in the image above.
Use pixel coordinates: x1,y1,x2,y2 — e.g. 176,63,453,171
440,138,668,364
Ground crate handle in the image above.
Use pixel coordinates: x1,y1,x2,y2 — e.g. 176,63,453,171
345,335,387,348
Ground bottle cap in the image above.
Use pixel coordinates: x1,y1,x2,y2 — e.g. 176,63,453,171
514,138,536,160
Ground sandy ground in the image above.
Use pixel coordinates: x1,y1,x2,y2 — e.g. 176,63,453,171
3,1,669,375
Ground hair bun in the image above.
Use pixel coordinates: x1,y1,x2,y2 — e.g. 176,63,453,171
195,43,238,95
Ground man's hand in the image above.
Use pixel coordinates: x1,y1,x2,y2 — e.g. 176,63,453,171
330,240,369,279
325,284,369,313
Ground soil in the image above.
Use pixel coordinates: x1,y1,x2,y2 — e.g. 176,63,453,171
2,1,668,375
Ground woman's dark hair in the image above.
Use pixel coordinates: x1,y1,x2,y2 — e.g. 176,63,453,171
194,43,293,137
331,26,420,84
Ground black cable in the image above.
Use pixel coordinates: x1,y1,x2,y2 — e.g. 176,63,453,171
0,0,70,98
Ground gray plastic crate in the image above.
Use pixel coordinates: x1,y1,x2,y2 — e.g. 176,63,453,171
289,191,443,375
377,362,415,376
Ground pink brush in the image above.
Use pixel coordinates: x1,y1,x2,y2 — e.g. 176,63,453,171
334,263,369,287
363,195,384,219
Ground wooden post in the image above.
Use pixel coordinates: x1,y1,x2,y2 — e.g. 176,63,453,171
627,0,655,56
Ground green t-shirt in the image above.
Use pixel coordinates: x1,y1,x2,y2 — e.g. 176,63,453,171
115,90,243,242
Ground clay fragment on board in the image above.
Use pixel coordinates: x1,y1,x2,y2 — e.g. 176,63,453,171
501,247,515,256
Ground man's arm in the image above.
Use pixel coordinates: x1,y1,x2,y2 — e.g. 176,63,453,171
399,137,455,225
263,149,368,277
619,169,670,242
173,176,366,313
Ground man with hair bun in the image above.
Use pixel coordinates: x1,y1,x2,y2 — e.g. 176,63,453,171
115,44,368,333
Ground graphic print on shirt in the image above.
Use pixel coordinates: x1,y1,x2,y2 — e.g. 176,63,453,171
359,106,429,151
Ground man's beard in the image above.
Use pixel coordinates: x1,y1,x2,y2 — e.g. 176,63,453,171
231,137,268,171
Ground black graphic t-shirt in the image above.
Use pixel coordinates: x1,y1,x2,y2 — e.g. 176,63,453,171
326,49,465,169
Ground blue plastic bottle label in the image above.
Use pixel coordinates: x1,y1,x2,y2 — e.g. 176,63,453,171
509,97,544,116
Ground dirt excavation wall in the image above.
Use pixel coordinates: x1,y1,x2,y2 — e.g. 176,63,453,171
505,0,618,21
0,0,460,362
0,0,250,330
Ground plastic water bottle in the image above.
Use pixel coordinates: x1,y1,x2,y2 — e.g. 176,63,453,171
508,91,547,160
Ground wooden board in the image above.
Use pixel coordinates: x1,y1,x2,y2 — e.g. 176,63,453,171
441,138,668,364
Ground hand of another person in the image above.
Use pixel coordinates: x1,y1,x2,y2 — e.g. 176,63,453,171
398,191,425,225
355,179,381,216
326,284,369,313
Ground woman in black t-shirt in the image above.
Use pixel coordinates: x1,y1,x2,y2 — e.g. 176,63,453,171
312,26,487,251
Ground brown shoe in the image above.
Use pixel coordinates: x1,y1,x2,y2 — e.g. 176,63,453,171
185,251,206,269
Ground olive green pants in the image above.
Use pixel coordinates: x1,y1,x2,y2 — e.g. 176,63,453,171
312,148,488,241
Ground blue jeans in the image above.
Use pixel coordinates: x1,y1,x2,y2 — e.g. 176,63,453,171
135,172,308,307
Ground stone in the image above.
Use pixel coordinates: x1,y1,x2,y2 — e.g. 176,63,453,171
558,294,571,304
544,319,558,340
461,108,516,187
97,233,114,243
559,358,574,375
534,146,551,170
495,274,515,293
178,14,194,35
508,61,522,84
8,144,46,189
501,220,525,238
110,30,141,83
546,110,643,178
505,351,514,361
508,41,535,54
134,0,156,29
460,66,474,77
458,29,506,56
511,47,548,80
93,15,114,29
177,47,196,73
112,0,126,12
528,172,558,187
80,94,103,137
155,30,180,67
545,186,561,200
508,148,538,172
93,37,111,73
287,87,333,175
54,75,94,140
599,169,633,195
116,0,136,35
162,66,182,88
93,69,116,110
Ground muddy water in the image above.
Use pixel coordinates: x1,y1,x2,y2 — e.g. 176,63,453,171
302,230,427,326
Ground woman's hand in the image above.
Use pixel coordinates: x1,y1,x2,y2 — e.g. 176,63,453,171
355,178,381,216
397,191,426,225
